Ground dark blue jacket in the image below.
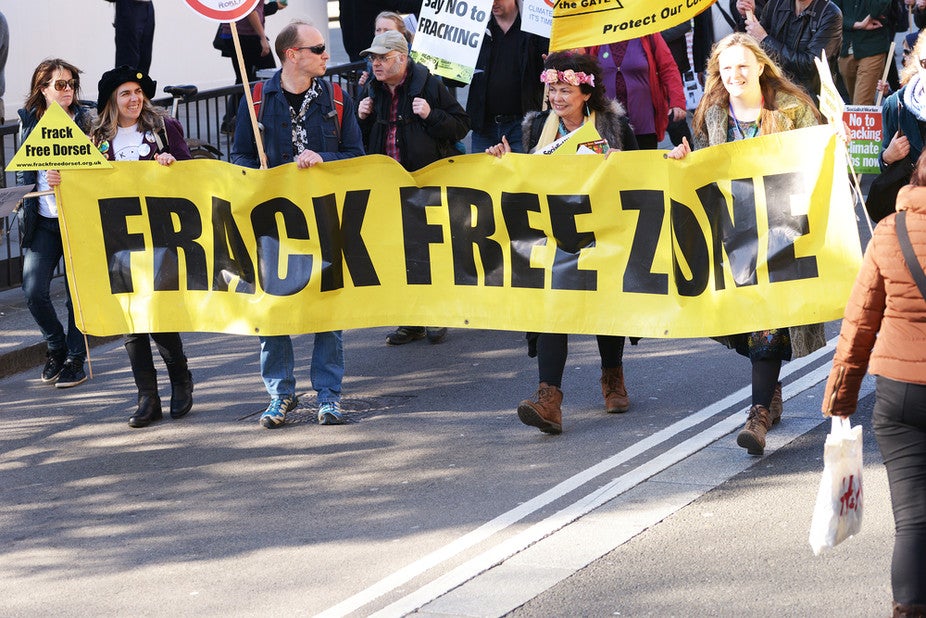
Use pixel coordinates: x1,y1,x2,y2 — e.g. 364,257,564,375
466,15,548,133
15,105,91,248
880,86,924,171
231,70,364,169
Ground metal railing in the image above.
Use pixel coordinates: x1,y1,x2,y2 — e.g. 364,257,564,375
0,61,367,292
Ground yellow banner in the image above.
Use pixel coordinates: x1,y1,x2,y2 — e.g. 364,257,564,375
58,124,860,339
550,0,718,51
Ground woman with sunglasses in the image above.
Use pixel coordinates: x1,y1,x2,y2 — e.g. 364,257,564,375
90,65,194,428
16,59,92,389
880,31,926,180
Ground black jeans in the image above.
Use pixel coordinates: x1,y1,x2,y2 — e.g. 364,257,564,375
873,376,926,604
536,334,625,388
125,332,186,395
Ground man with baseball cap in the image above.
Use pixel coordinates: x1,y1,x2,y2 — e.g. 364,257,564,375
357,30,470,346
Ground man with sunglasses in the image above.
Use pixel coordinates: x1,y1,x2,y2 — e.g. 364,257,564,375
231,19,364,430
356,30,470,346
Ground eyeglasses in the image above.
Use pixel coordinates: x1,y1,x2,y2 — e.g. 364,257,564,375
48,79,78,91
290,44,326,55
369,53,399,64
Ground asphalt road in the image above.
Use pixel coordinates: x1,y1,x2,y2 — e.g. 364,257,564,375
0,310,894,616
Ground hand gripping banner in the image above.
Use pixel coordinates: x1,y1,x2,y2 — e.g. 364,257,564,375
59,124,861,338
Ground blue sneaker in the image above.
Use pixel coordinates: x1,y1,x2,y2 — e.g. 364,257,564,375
260,396,297,429
318,401,345,425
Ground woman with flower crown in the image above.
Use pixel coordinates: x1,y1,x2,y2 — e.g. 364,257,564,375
487,51,638,435
667,33,823,456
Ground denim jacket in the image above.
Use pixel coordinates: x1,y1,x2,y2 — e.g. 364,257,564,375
231,70,364,169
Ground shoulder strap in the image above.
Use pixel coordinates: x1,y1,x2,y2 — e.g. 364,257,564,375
714,2,738,31
896,211,926,300
153,117,170,154
252,80,265,127
329,81,344,142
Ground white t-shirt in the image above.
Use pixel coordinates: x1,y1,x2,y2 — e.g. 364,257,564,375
37,169,57,218
711,4,735,41
113,124,146,161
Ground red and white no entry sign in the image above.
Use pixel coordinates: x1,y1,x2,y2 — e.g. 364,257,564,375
184,0,262,23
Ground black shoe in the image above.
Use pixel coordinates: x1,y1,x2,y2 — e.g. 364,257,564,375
41,350,67,383
129,394,163,428
170,371,194,419
385,326,426,345
55,358,87,388
425,327,447,344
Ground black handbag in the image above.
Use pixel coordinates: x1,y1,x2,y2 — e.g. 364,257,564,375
866,98,914,223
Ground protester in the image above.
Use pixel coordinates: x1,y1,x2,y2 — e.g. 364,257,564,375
880,31,926,172
740,0,843,103
836,0,894,105
358,11,413,87
357,30,470,346
467,0,549,154
91,66,194,428
822,155,926,618
0,10,8,124
16,59,91,388
112,0,155,75
339,0,421,61
694,1,765,73
667,33,823,455
232,20,365,428
660,19,696,147
876,30,920,98
586,34,686,149
217,0,285,134
486,52,638,435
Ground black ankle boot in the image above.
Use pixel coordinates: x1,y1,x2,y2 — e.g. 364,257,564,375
129,393,163,428
169,370,194,419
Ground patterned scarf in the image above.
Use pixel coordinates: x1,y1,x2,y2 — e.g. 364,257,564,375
904,73,926,123
291,80,322,156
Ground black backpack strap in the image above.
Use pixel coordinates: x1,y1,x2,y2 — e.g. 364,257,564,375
896,210,926,300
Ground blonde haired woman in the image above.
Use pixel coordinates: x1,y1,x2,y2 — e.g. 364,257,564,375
667,32,823,456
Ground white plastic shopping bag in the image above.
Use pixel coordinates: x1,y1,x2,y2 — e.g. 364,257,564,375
809,417,863,555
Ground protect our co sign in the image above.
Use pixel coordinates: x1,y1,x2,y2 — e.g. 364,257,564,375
183,0,262,22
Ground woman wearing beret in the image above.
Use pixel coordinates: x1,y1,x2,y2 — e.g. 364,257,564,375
16,59,92,389
90,65,194,428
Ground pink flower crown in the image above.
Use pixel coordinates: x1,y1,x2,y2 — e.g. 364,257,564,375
540,68,595,88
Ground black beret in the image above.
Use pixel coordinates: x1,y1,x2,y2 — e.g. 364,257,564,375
97,66,157,114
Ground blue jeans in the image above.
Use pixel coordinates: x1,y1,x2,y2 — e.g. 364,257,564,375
259,332,343,403
470,119,525,154
22,216,85,361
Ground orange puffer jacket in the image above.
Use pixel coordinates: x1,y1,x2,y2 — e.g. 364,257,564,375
822,185,926,416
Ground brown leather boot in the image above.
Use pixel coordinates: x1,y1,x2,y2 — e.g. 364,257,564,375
517,383,563,434
736,405,772,455
769,381,783,424
600,366,630,413
893,602,926,617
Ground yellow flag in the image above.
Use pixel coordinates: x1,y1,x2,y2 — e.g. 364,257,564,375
6,102,111,171
550,0,718,51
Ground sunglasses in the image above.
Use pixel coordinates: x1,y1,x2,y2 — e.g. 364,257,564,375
291,44,326,55
49,79,78,91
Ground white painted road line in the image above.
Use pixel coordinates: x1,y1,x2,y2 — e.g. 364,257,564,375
317,339,840,618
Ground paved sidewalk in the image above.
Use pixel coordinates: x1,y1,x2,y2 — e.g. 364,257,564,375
0,278,118,379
